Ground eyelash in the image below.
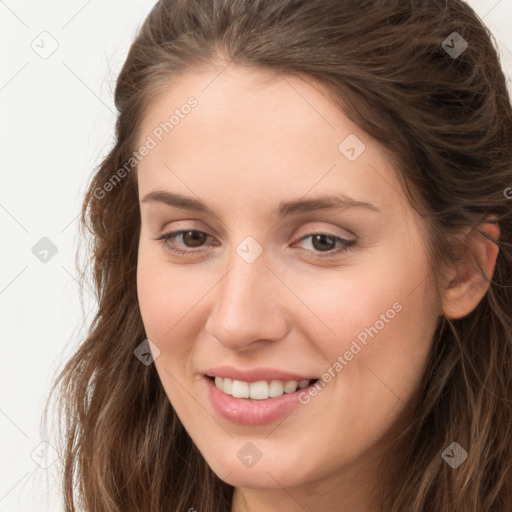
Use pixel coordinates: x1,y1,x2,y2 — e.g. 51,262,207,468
155,229,357,259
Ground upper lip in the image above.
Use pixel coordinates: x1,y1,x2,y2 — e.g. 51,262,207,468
204,365,317,383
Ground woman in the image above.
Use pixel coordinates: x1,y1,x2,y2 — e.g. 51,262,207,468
46,0,512,510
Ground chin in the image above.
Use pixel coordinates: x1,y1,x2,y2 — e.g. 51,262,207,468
202,444,313,489
217,464,300,489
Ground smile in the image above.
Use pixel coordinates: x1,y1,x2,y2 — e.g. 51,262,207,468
204,374,321,426
209,376,316,400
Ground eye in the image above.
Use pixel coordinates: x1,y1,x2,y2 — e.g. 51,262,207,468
155,229,214,255
294,233,356,259
154,229,356,258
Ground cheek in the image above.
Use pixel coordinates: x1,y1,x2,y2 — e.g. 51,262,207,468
275,260,436,467
136,253,208,412
136,249,206,343
288,245,438,405
281,262,406,355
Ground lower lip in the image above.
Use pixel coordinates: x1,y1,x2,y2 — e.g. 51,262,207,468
205,376,316,426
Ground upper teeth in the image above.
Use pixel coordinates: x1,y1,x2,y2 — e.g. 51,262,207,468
213,376,310,400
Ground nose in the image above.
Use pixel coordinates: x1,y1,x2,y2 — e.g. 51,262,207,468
204,246,289,352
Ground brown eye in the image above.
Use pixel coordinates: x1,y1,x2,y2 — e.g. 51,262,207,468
295,232,357,259
310,234,337,252
156,229,214,255
181,230,208,248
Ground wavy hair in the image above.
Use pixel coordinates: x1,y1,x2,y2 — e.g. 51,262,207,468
44,0,512,510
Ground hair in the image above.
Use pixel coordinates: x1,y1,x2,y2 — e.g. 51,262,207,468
43,0,512,510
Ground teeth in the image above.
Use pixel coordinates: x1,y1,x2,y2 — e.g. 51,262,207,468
223,377,233,394
212,377,312,399
249,380,268,400
269,380,284,397
232,379,249,398
283,380,298,393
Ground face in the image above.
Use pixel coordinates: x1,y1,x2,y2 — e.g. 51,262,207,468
135,65,442,496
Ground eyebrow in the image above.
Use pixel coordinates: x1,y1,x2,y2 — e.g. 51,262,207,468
140,190,381,217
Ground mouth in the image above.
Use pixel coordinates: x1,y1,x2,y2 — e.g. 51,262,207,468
206,375,319,400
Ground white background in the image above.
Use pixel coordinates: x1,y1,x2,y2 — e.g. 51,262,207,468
1,1,511,510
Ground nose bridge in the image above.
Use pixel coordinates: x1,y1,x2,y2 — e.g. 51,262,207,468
205,241,287,349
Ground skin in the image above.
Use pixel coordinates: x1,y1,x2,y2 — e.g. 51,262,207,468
135,63,499,512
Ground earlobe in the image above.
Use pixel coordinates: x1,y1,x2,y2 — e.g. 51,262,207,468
441,219,500,320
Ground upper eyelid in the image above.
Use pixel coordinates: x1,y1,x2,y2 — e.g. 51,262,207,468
158,228,353,247
156,219,355,239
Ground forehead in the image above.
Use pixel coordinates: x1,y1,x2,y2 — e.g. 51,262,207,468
139,66,336,147
135,65,408,220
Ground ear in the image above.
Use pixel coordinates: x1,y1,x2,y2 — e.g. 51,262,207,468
440,218,500,320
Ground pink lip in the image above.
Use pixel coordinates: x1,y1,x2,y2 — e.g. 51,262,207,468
204,376,317,426
204,365,316,383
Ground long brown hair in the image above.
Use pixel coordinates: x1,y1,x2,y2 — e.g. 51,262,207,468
44,0,512,510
